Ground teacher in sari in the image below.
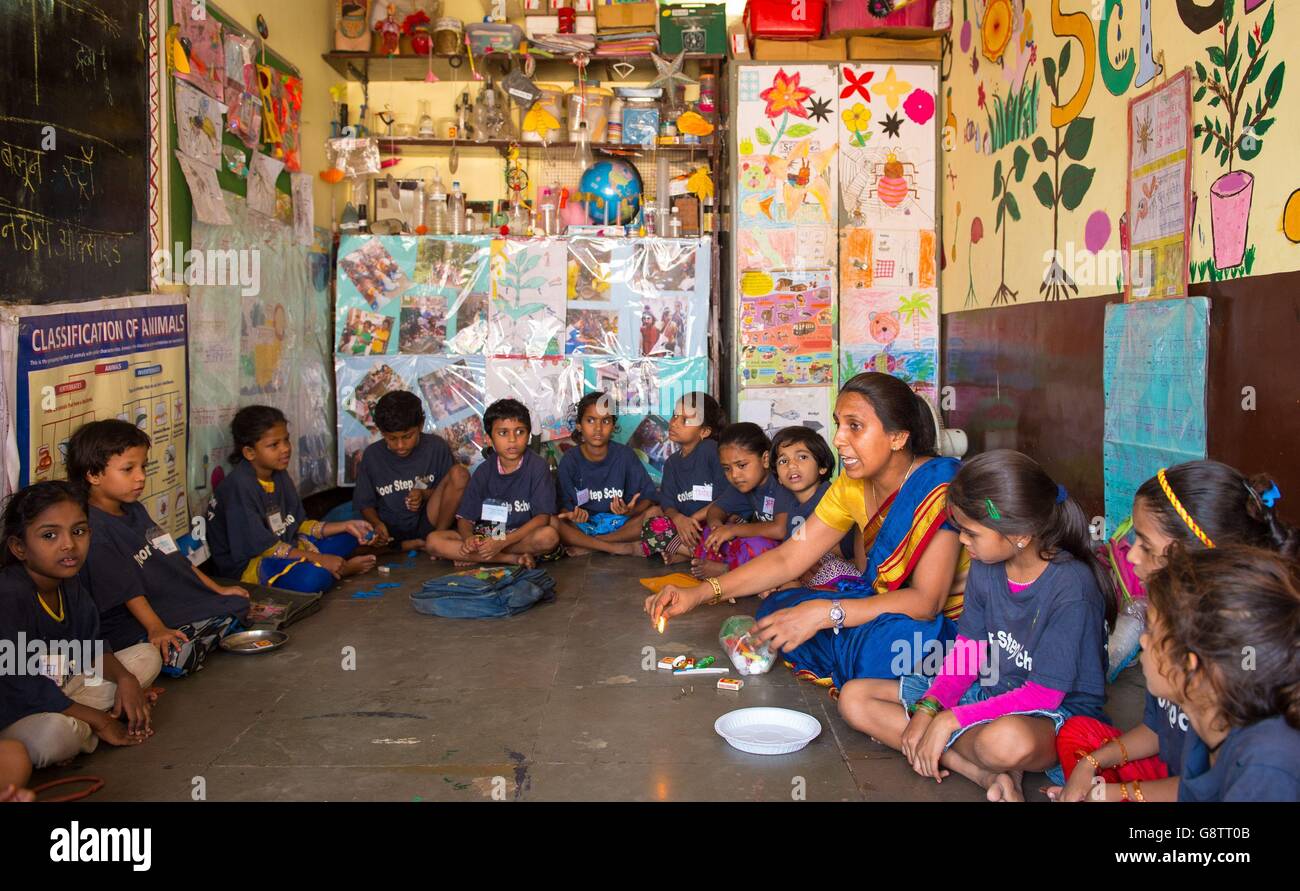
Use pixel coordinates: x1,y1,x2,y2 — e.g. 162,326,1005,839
645,372,969,695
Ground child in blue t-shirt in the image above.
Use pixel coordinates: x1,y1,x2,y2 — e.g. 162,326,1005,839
428,399,560,568
555,392,659,557
640,393,730,564
837,450,1116,802
353,390,469,553
692,423,796,579
770,426,860,587
1145,546,1299,802
1049,460,1298,801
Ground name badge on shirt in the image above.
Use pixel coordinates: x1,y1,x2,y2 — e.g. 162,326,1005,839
267,510,287,535
186,541,211,566
37,654,74,686
692,484,714,502
481,499,510,525
763,495,776,517
146,525,178,555
576,488,590,506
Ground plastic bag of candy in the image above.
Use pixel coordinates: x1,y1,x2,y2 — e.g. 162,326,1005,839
719,615,776,676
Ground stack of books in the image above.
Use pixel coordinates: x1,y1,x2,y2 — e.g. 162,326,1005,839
595,30,658,56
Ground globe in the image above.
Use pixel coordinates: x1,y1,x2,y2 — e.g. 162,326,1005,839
579,158,642,226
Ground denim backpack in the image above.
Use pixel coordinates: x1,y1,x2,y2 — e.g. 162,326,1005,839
410,566,557,618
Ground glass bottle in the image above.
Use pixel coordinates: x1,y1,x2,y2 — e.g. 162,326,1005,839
449,181,466,235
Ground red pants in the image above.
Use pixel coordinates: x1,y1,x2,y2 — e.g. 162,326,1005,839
1056,716,1170,783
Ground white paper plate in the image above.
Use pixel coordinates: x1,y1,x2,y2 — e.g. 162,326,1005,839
714,707,822,755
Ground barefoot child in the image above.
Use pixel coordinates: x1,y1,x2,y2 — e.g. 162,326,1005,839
1049,461,1297,801
770,426,860,587
0,482,160,769
1144,546,1299,802
207,406,377,592
428,399,560,567
555,392,659,557
640,393,729,564
68,421,249,677
692,423,796,579
353,391,469,552
837,450,1114,802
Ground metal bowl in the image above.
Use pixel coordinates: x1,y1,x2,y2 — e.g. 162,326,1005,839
219,629,288,655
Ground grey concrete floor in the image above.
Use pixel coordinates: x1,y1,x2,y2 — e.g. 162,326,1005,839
40,553,1148,802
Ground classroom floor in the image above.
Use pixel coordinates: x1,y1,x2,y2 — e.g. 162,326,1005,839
40,554,1148,802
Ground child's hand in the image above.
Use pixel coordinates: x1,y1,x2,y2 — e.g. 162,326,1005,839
111,675,151,737
149,626,189,659
1056,757,1101,802
476,536,507,562
94,717,148,748
900,709,932,765
459,536,479,557
703,525,737,553
910,711,957,782
673,512,702,550
313,553,346,577
559,507,589,526
404,489,425,511
610,493,640,516
343,520,374,542
0,784,35,802
370,521,393,547
219,584,250,598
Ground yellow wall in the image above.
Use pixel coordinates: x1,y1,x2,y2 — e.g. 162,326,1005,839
942,0,1300,312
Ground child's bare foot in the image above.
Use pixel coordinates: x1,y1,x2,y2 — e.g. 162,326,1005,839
340,554,378,578
565,545,593,557
985,771,1024,802
452,559,477,568
690,558,727,579
515,552,537,569
144,685,165,705
609,541,645,557
400,538,427,553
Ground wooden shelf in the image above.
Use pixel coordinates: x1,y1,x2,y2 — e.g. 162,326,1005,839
375,137,721,157
323,51,726,84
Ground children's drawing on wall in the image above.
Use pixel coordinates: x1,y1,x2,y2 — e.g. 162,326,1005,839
489,240,565,358
1192,0,1283,278
737,65,839,227
1035,36,1097,300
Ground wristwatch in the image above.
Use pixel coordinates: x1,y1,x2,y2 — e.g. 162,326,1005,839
829,600,845,635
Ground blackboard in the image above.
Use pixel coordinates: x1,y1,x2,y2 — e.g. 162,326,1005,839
0,0,150,303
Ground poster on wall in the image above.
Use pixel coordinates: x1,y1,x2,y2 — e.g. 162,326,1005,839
839,287,939,402
1102,298,1209,528
736,267,836,388
189,197,336,502
838,63,938,230
735,65,840,229
12,298,190,538
1126,69,1192,302
738,385,835,447
488,239,566,359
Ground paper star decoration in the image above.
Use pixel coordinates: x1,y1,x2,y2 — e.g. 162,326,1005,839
647,51,697,93
806,96,833,123
875,66,913,111
880,111,904,138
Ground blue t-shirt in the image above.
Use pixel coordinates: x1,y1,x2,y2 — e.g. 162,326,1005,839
353,433,455,533
0,565,103,731
957,555,1108,719
1179,715,1300,802
557,442,657,515
457,449,556,531
714,472,798,525
207,460,309,578
658,439,730,516
1142,692,1190,776
81,503,248,650
785,479,856,556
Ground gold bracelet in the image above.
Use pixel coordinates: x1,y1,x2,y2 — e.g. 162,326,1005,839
1115,738,1130,767
1133,779,1145,802
707,577,724,605
1076,749,1103,772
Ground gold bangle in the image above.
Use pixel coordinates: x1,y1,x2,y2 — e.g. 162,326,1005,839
1076,749,1103,772
707,577,724,605
1115,738,1130,767
1133,779,1145,802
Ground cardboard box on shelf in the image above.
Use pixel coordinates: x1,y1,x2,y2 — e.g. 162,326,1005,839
595,1,657,31
751,37,846,61
847,33,942,61
727,22,750,59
